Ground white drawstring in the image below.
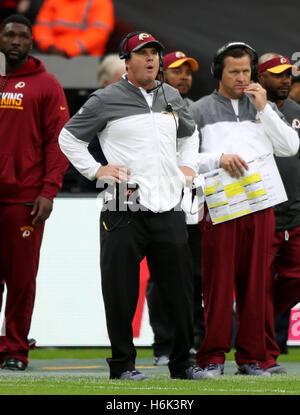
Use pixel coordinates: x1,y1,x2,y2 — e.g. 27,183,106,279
284,230,289,241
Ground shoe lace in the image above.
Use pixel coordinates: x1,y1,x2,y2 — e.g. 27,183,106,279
190,364,202,373
248,363,263,372
206,363,219,370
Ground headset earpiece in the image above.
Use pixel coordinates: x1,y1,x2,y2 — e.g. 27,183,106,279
211,42,258,81
119,31,144,60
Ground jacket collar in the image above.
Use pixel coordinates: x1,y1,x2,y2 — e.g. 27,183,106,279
213,89,250,106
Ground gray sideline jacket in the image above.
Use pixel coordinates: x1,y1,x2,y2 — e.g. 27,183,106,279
59,77,213,212
190,90,299,162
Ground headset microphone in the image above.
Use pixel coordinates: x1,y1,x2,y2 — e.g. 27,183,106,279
159,53,164,75
146,84,162,93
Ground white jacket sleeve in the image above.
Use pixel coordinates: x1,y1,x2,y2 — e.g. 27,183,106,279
177,127,199,172
197,151,223,173
177,126,222,173
59,127,101,181
260,103,299,156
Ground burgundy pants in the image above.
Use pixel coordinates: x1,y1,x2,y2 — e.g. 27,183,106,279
196,207,276,369
0,204,44,365
264,226,300,366
273,227,300,315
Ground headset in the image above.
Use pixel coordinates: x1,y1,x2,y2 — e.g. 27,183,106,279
211,42,258,81
119,31,164,75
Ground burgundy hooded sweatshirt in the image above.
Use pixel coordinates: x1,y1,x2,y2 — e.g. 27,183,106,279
0,55,69,203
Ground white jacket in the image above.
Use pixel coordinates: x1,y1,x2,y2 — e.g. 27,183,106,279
59,78,203,212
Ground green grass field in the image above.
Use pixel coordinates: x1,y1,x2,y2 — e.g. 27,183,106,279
28,346,300,362
0,347,300,396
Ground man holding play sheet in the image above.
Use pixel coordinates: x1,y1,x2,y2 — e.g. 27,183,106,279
190,42,298,377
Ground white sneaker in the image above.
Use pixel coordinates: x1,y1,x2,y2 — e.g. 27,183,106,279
153,355,169,366
171,364,207,380
202,363,224,377
118,370,149,380
236,363,270,376
265,364,287,375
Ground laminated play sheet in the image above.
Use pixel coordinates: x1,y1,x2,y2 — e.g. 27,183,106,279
203,153,287,224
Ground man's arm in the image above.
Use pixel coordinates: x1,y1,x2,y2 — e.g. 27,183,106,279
59,93,108,180
59,128,130,183
31,196,53,226
31,77,69,226
245,83,299,156
176,96,221,178
39,79,69,201
59,94,129,183
59,127,101,180
177,127,199,185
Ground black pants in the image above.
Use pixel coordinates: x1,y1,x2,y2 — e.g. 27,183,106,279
146,224,205,357
275,310,291,354
100,208,194,378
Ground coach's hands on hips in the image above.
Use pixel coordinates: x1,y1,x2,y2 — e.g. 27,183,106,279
179,166,195,187
31,196,53,226
96,164,130,183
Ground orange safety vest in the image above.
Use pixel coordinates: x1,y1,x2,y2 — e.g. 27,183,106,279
33,0,114,57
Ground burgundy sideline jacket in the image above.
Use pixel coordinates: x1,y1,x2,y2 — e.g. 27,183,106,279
0,55,69,203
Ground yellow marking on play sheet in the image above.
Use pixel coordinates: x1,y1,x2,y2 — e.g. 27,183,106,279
213,209,252,224
224,181,244,198
241,173,261,186
204,185,216,196
209,201,228,208
231,209,252,217
247,189,266,199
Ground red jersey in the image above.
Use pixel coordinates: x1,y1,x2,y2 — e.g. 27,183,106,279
0,55,69,203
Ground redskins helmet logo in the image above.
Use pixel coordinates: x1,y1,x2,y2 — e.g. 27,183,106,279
175,51,186,58
20,225,34,238
138,33,151,41
292,118,300,129
15,81,25,89
280,57,287,64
